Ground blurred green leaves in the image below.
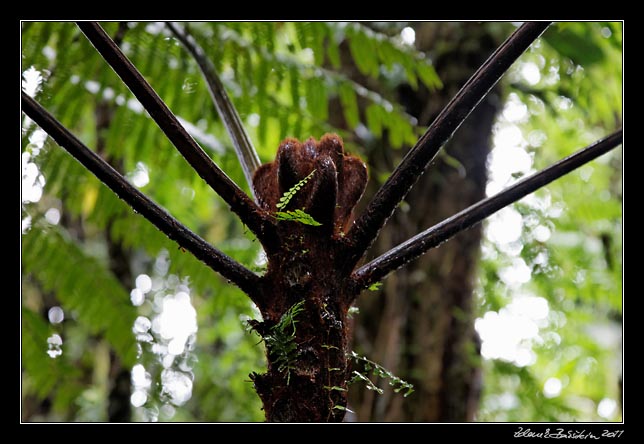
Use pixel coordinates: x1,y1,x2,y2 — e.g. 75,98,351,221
23,223,137,365
477,21,622,421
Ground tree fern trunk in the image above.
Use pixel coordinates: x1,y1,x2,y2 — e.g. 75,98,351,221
248,135,367,421
250,253,354,422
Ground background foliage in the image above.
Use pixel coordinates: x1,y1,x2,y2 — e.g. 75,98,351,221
21,22,622,422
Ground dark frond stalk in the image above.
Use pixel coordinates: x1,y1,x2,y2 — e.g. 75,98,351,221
351,130,623,291
75,22,272,242
22,92,261,299
165,21,261,199
344,22,551,271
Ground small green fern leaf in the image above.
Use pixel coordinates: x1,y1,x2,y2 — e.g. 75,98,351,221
276,169,316,210
262,300,306,384
349,351,415,397
273,170,322,226
324,385,347,392
368,282,382,291
333,405,355,413
349,370,384,394
275,209,322,226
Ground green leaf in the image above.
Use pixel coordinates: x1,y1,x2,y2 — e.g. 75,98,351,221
333,405,355,413
347,26,378,77
338,82,360,129
257,95,269,147
276,169,316,210
306,75,328,121
387,113,405,148
259,300,306,384
349,351,414,397
254,22,275,53
293,22,311,50
326,35,341,68
543,24,606,66
368,282,382,291
275,210,322,226
288,65,301,109
376,41,397,70
416,61,443,90
350,370,383,394
401,55,418,90
324,385,347,392
365,104,383,138
310,23,327,66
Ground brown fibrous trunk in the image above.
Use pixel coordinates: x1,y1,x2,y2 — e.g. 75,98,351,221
248,134,367,422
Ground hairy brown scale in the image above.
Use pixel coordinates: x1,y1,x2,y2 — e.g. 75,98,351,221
252,133,368,234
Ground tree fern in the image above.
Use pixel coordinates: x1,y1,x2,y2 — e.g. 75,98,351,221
22,19,443,312
22,22,446,420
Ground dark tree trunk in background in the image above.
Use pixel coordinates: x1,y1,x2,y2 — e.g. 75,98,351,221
104,232,133,422
94,24,134,422
350,23,502,422
97,98,133,423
